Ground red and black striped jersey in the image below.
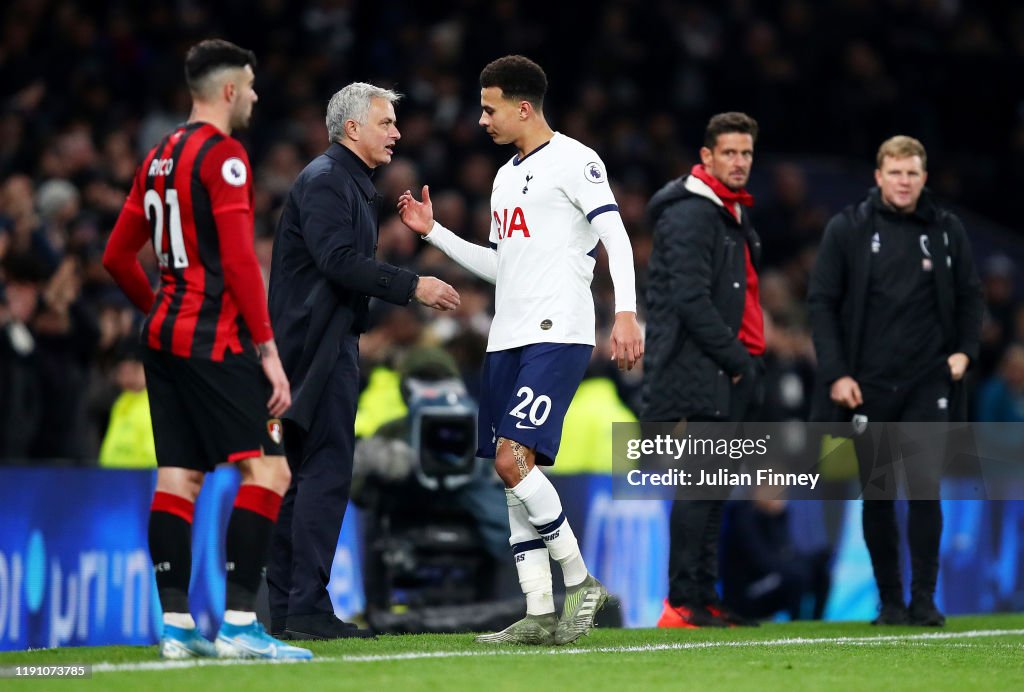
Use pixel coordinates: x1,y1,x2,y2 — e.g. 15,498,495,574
113,121,272,361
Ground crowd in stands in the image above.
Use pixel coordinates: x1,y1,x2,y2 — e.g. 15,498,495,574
2,0,1023,462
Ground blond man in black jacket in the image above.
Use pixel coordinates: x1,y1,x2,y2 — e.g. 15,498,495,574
808,135,983,626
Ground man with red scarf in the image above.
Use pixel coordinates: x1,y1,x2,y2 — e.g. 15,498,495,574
641,112,764,628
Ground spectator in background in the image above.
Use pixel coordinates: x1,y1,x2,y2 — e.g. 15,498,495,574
757,269,815,423
808,135,984,627
83,287,140,456
353,301,429,441
35,178,80,255
0,253,46,461
0,251,98,462
0,175,59,272
977,254,1017,381
98,338,156,468
758,310,815,422
977,343,1024,423
975,344,1024,481
29,255,99,462
756,163,828,271
720,486,831,622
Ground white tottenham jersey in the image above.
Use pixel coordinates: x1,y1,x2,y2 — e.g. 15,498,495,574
485,132,619,352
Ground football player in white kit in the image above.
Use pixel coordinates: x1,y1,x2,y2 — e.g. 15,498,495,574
398,55,643,645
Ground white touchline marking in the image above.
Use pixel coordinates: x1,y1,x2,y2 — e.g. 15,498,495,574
89,629,1024,674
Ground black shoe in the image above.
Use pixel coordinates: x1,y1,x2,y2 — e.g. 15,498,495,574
908,599,946,627
871,602,909,625
284,612,376,640
706,600,760,627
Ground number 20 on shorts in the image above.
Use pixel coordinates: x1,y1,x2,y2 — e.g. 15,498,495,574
509,386,552,427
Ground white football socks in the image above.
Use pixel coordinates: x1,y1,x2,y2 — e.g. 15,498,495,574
223,610,257,626
507,489,554,615
510,467,588,588
163,612,196,629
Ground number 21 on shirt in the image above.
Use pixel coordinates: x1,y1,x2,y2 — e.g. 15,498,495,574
144,188,190,269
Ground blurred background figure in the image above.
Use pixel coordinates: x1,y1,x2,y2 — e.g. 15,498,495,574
977,254,1018,383
720,486,832,622
97,337,156,468
0,253,47,461
977,343,1024,423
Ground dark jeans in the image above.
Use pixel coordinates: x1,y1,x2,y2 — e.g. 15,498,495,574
267,336,359,624
666,360,764,607
851,373,950,605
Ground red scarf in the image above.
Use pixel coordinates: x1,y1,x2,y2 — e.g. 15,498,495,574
689,165,764,355
690,164,754,222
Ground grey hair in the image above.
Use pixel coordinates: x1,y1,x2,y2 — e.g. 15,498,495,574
36,179,79,221
325,83,402,143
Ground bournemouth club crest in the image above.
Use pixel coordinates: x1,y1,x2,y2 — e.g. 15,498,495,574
267,418,283,445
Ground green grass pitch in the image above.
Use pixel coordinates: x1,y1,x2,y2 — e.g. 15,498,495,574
2,615,1023,691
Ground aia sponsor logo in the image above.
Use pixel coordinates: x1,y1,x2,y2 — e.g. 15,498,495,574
493,207,531,239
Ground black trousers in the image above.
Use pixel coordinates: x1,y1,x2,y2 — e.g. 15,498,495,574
267,336,359,625
667,362,764,607
851,373,950,606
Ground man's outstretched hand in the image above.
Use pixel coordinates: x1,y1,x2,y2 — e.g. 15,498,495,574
415,276,460,311
398,185,435,236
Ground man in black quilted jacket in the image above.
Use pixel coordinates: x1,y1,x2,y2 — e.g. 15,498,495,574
641,112,764,628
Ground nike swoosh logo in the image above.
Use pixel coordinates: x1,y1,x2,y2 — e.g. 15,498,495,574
515,422,536,430
224,637,274,656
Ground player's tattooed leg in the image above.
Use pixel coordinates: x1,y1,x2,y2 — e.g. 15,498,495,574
497,437,532,480
511,440,530,479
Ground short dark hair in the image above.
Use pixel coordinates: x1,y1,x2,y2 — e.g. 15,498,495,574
479,55,547,109
704,112,759,149
184,39,256,93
